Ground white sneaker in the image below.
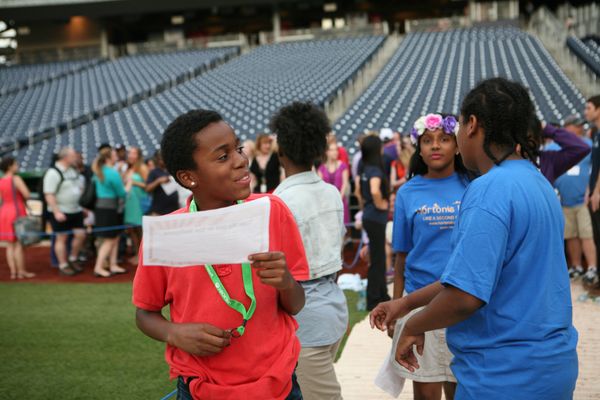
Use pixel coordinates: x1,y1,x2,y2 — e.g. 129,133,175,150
582,269,599,285
568,266,584,279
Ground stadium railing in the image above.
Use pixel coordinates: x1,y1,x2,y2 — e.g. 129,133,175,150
258,23,389,45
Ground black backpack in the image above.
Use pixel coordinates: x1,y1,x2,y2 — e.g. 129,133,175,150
79,176,96,210
37,166,64,228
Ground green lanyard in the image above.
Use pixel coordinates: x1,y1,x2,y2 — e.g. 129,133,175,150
189,198,256,337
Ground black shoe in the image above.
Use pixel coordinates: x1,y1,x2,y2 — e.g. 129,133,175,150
69,260,84,273
59,265,77,276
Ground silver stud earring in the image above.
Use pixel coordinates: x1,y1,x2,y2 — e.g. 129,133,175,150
191,182,196,186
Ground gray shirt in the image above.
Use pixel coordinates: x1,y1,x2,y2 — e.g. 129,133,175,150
274,171,348,347
43,163,83,214
274,171,345,278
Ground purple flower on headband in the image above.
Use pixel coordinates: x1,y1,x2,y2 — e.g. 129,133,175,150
441,116,458,134
410,127,419,143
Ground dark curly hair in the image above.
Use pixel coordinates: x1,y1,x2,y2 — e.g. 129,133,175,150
408,113,470,179
270,101,330,168
160,109,223,185
460,78,538,165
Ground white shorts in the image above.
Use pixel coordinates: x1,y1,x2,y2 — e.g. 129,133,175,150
388,306,456,383
386,221,393,244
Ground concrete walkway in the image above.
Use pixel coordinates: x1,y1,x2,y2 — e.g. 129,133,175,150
335,283,600,399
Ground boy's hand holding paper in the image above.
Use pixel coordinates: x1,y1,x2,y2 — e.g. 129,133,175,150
249,251,295,290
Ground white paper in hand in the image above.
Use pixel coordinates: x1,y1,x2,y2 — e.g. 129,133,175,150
161,177,179,196
143,197,271,267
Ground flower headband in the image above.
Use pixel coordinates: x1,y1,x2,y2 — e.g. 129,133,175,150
410,114,459,145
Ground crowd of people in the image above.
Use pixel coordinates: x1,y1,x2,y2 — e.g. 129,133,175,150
0,143,188,279
0,99,418,286
1,79,599,399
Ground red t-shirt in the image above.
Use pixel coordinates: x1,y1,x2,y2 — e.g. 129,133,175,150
133,194,309,400
338,145,350,167
391,160,406,181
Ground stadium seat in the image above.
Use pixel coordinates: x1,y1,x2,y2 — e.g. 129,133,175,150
15,36,385,170
332,27,587,154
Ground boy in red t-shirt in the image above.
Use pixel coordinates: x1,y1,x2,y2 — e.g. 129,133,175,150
132,109,309,400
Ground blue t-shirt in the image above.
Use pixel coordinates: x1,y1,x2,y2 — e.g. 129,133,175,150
552,137,592,207
392,173,467,293
360,165,388,224
440,160,578,399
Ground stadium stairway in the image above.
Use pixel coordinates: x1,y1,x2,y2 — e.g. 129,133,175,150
333,26,588,154
529,6,600,98
325,33,403,123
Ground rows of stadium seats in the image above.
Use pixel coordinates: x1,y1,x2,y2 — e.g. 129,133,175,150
0,59,102,96
333,27,587,154
567,35,600,77
15,36,385,170
0,47,238,148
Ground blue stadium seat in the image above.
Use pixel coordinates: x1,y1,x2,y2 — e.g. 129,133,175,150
567,35,600,77
0,47,238,146
16,36,385,170
0,59,100,96
333,27,586,154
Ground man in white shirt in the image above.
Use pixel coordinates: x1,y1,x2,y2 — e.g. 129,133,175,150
43,147,86,276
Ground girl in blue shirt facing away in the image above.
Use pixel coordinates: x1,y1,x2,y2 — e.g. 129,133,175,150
371,78,578,400
381,113,469,400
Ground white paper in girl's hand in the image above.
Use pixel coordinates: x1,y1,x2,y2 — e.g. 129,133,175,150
142,197,271,266
374,352,406,397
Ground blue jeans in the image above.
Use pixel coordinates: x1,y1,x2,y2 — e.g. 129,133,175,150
176,373,303,400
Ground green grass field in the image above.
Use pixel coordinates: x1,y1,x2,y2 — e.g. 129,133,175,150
0,283,367,399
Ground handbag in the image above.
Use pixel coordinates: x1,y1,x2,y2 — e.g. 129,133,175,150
12,178,43,246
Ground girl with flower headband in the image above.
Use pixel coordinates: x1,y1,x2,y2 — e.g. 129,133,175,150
374,112,468,399
371,78,578,399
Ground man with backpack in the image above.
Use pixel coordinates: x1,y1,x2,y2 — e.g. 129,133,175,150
43,147,87,276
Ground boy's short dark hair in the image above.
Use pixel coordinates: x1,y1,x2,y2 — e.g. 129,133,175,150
161,109,223,185
270,102,330,168
588,95,600,109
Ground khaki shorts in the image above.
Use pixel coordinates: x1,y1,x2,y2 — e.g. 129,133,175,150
563,205,593,239
387,306,456,383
